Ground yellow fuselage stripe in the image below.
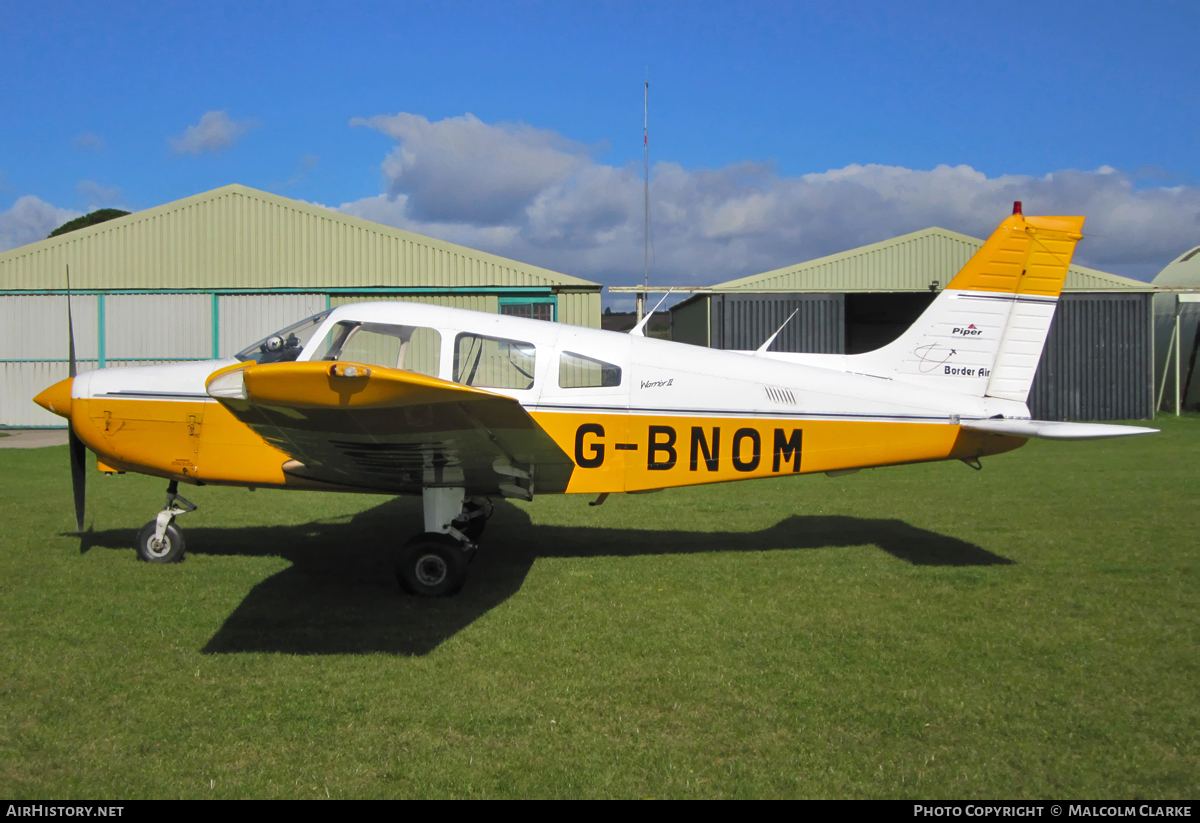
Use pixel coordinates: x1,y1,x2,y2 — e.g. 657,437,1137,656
531,411,1023,493
69,397,1026,493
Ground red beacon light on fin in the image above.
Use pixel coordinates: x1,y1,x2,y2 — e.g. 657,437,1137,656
1012,201,1023,215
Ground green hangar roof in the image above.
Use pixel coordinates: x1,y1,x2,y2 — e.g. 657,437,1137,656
1152,245,1200,289
0,184,599,293
710,227,1154,293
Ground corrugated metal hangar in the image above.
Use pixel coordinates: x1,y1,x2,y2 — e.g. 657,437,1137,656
1152,245,1200,413
0,184,601,427
666,227,1158,421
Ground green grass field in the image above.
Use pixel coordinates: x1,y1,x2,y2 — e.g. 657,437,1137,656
1,417,1197,799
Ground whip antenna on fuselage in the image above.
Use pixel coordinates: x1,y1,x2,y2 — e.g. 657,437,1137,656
630,288,673,337
755,309,800,355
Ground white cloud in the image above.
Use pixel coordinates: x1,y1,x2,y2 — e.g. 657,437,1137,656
283,153,320,188
74,133,106,151
339,112,1200,287
169,110,258,155
76,180,122,206
351,112,594,225
0,196,80,252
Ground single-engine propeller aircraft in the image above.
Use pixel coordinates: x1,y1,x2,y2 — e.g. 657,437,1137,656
35,208,1156,596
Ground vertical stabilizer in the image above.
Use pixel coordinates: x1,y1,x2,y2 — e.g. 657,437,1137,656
849,213,1086,402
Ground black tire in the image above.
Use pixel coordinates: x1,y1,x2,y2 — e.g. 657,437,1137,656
135,520,186,564
396,533,468,597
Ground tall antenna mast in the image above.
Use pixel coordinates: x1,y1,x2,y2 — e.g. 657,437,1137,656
643,79,649,296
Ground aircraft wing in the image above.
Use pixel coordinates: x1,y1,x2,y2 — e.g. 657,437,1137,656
960,419,1159,440
205,361,575,496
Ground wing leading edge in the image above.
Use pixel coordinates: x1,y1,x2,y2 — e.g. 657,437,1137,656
205,361,575,497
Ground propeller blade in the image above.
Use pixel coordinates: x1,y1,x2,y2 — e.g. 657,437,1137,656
69,426,86,532
66,264,77,379
65,264,84,531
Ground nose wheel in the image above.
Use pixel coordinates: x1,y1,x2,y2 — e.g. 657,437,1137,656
136,520,186,563
135,481,196,563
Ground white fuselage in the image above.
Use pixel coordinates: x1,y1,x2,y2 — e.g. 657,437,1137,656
73,300,1031,425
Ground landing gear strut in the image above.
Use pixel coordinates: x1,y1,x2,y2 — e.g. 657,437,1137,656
135,480,197,563
396,488,492,597
455,497,493,544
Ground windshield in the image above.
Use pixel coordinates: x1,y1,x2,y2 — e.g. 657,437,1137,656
236,310,331,364
314,321,442,377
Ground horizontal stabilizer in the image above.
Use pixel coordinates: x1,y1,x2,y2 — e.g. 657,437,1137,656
961,419,1159,440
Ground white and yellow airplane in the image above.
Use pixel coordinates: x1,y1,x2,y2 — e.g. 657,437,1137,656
35,209,1156,596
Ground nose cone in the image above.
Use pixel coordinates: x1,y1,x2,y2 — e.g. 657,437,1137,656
34,377,74,418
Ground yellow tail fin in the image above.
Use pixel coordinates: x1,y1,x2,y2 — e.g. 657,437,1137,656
947,214,1085,297
847,212,1088,404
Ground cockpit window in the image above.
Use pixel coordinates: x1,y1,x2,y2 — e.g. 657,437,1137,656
454,333,536,390
236,311,331,364
315,321,442,376
559,351,622,388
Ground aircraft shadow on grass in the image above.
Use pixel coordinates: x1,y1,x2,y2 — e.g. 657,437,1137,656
76,497,1012,657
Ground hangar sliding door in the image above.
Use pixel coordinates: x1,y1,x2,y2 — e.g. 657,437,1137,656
710,293,844,353
104,294,211,367
0,295,98,427
217,294,327,358
1028,293,1153,421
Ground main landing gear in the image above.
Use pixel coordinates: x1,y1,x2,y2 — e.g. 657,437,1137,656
135,480,197,563
396,488,493,598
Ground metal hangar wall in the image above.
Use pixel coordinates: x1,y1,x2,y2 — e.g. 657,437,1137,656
1151,245,1200,413
0,184,601,427
668,227,1157,422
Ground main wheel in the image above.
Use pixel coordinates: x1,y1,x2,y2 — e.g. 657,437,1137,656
396,533,469,597
135,520,186,563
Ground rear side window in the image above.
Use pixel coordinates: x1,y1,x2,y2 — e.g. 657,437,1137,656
559,351,622,388
454,333,536,390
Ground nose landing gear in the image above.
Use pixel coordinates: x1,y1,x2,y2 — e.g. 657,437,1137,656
135,481,197,563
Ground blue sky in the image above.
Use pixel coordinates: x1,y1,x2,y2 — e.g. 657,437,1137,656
3,1,1199,299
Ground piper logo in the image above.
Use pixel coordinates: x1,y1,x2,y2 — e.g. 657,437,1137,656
952,324,984,336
